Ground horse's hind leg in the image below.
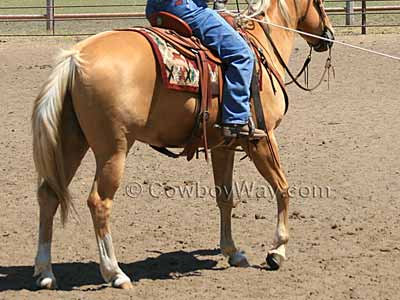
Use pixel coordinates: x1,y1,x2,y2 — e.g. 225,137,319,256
34,100,88,289
86,141,133,289
211,148,250,267
34,183,60,289
241,132,289,270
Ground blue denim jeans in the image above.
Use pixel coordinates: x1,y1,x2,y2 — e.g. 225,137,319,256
146,0,254,124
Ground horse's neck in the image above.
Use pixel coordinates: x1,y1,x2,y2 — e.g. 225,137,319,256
270,27,294,63
251,21,295,80
247,20,295,123
262,0,298,72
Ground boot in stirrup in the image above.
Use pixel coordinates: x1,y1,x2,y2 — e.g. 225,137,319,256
221,118,267,140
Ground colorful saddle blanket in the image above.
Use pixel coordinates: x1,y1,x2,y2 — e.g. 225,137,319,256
132,27,219,93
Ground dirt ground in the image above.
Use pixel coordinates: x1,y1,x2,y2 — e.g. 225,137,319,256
0,33,399,300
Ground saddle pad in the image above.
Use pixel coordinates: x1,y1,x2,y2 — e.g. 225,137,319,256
132,28,219,93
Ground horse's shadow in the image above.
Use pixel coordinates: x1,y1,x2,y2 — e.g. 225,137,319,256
0,248,222,291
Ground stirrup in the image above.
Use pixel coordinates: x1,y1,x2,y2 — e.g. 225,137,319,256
218,118,267,140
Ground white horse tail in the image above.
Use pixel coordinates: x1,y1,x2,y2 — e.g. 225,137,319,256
32,49,83,225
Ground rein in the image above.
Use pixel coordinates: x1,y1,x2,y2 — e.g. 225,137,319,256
284,47,312,86
285,47,335,90
237,0,335,92
257,21,334,92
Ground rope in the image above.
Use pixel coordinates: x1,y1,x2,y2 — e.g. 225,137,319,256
242,15,400,61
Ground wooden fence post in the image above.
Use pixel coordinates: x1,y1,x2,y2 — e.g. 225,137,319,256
345,0,354,25
46,0,54,33
361,0,367,34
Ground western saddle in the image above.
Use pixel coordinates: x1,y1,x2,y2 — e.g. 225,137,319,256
143,11,287,161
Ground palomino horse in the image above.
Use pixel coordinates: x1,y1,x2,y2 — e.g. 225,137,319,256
32,0,333,289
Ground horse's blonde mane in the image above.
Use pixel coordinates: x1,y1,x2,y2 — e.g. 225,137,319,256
245,0,292,25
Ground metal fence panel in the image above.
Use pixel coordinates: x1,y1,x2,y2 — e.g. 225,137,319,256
0,0,399,36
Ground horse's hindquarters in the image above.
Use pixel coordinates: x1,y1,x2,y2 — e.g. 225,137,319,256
71,30,200,150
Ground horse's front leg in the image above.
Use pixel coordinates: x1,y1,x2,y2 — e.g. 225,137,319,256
242,132,290,270
211,148,250,267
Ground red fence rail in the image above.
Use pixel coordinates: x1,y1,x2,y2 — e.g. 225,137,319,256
0,0,399,36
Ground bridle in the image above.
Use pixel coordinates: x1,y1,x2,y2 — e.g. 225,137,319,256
245,0,335,93
298,0,334,52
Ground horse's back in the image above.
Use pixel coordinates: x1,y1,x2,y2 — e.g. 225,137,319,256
74,30,157,89
70,30,199,148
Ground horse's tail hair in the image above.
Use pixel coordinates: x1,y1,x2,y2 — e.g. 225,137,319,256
32,49,83,225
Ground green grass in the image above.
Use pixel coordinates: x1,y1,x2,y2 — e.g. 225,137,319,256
0,0,399,35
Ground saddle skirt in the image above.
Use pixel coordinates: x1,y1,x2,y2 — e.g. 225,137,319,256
125,27,221,94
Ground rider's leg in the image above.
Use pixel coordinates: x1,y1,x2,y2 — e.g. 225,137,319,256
145,0,266,138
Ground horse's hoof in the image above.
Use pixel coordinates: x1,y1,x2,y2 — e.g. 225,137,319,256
112,275,133,289
266,252,283,270
36,276,57,290
228,251,250,267
119,282,134,290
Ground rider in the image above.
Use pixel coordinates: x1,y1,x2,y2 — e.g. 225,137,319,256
145,0,267,139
